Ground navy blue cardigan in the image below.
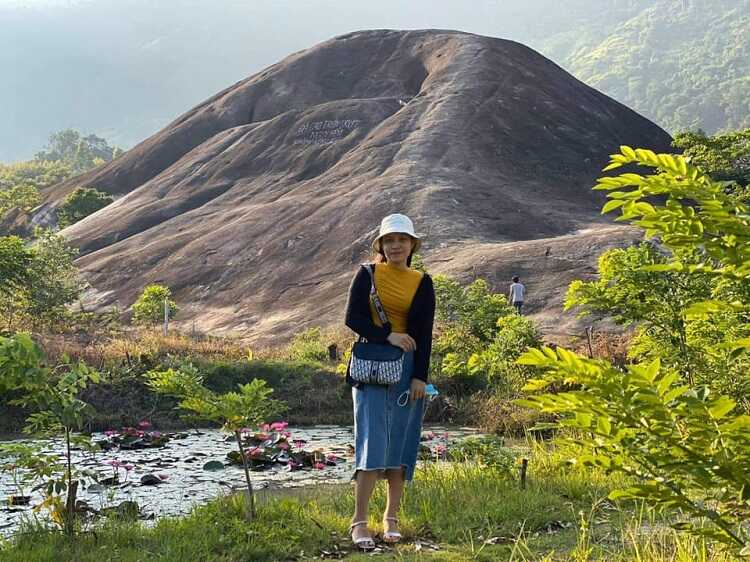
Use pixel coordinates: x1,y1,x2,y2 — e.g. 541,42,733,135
344,264,436,384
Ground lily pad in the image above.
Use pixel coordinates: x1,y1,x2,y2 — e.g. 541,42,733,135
202,460,225,471
140,474,162,486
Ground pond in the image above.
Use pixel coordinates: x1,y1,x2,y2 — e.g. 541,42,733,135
0,424,481,537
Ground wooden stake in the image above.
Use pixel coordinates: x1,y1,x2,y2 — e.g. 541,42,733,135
163,297,169,336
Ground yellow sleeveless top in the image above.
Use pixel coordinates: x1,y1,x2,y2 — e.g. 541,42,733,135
370,263,424,333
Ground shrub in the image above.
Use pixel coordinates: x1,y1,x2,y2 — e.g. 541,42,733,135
287,327,328,363
0,229,84,331
57,186,113,228
448,435,517,474
132,284,178,326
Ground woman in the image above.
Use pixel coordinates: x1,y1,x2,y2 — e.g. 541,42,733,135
344,213,436,550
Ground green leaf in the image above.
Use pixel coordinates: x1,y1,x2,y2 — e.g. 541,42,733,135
620,146,637,159
202,460,225,471
708,397,736,419
596,416,612,436
602,199,626,214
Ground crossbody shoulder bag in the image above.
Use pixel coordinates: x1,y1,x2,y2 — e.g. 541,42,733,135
348,264,404,385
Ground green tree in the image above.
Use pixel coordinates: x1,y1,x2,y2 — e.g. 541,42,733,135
431,276,518,391
471,315,542,393
35,129,121,173
0,160,72,220
0,230,84,331
145,363,283,519
0,333,100,536
434,277,513,341
673,128,750,186
57,187,114,228
566,243,714,384
0,236,33,298
132,284,178,326
519,146,750,552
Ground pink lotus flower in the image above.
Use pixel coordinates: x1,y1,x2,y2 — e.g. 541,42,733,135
157,473,169,480
150,431,162,438
270,421,288,431
326,454,338,462
123,463,135,471
313,462,325,470
260,423,271,432
104,459,123,467
443,432,450,439
246,447,263,457
293,439,307,449
137,420,152,429
424,431,436,440
104,430,117,437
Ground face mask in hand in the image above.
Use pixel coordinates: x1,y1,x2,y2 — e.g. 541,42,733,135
396,384,440,407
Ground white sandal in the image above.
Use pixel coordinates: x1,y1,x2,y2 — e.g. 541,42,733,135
350,520,376,550
383,516,402,543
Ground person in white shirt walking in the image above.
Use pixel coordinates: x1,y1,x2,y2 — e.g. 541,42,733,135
508,276,525,314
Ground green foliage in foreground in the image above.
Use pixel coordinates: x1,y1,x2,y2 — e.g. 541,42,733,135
57,187,113,228
145,363,283,518
0,458,615,562
1,451,739,561
520,146,750,553
0,332,100,535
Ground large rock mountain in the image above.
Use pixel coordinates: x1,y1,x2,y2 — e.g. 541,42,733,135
40,30,671,342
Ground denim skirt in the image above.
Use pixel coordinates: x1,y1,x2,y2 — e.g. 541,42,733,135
352,351,424,481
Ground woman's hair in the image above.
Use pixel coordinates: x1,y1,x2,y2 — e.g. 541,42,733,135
372,239,414,267
512,276,520,283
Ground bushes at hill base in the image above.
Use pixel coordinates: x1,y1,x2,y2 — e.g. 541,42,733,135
431,276,542,397
287,327,329,363
57,187,113,228
132,284,178,327
0,230,84,331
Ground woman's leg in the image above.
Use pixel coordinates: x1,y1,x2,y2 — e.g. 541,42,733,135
352,470,379,539
383,468,405,533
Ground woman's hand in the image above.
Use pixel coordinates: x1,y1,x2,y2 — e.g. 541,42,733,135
387,332,416,352
410,379,426,401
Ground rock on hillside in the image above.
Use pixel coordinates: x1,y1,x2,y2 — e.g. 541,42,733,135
30,29,671,341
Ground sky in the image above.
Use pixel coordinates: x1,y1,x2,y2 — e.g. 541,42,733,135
0,0,602,161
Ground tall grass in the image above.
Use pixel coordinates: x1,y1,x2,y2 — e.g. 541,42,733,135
1,447,744,561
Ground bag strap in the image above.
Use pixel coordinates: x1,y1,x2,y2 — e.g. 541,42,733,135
364,264,389,326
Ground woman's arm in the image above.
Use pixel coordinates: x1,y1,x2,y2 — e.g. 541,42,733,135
344,265,392,343
412,275,436,382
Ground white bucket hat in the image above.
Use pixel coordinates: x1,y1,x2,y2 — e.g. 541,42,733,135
372,213,422,253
